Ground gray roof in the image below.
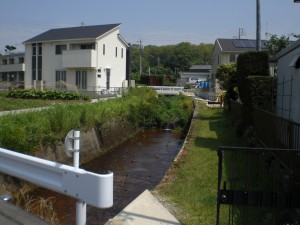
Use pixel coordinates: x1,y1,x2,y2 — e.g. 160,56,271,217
0,52,24,58
216,38,268,52
24,24,121,43
190,65,212,70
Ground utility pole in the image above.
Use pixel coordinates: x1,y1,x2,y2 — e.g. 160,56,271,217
256,0,261,51
139,39,143,77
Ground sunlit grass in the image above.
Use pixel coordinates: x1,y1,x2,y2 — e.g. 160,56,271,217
155,101,244,225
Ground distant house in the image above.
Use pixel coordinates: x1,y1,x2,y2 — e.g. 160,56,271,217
23,24,129,92
0,53,25,89
275,38,300,123
211,38,269,93
179,64,212,85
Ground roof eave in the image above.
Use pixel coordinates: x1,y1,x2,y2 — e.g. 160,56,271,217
23,37,97,45
117,34,130,48
276,38,300,60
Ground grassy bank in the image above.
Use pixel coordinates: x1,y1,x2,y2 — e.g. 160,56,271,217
0,87,194,155
155,100,244,225
0,90,87,111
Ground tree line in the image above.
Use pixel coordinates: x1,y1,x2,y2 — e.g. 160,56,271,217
129,42,213,81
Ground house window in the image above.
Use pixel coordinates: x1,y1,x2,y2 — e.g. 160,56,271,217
9,58,14,64
32,44,36,80
76,70,87,89
19,57,24,64
2,59,7,65
115,47,117,57
38,55,42,80
56,70,67,89
296,57,300,69
18,72,24,82
80,43,95,49
229,54,236,62
38,43,42,55
2,73,7,81
103,44,105,55
121,48,124,58
32,43,36,56
32,43,42,81
55,45,67,55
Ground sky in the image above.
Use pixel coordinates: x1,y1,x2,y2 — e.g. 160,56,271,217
0,0,299,54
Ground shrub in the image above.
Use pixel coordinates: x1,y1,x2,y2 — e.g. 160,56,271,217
247,76,276,112
7,89,89,100
236,51,270,129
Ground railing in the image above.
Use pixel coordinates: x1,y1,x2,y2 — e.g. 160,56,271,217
62,49,97,68
0,130,113,225
253,107,300,149
217,146,300,225
37,84,129,99
148,86,184,95
229,100,300,149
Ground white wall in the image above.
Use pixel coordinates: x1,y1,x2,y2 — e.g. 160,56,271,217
25,27,127,91
276,47,300,123
96,28,127,89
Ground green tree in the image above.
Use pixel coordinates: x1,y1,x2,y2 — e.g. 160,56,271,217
5,45,16,54
265,33,299,57
130,42,213,79
215,63,238,101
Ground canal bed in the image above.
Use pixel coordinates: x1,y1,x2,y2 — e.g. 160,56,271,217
34,129,184,224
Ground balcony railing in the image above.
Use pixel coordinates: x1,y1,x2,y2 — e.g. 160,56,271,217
0,63,25,73
62,49,97,68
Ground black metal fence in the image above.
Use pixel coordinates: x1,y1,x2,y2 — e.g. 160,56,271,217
229,100,300,149
253,107,300,149
217,146,300,225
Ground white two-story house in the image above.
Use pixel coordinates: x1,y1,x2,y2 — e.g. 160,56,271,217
23,23,129,92
0,53,25,89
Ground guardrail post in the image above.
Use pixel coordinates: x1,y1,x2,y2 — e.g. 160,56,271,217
75,131,86,225
66,130,87,225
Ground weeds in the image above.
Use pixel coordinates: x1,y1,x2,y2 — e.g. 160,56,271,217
0,87,194,155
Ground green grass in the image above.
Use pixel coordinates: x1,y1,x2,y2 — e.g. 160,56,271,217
156,101,244,225
0,90,87,111
0,88,194,155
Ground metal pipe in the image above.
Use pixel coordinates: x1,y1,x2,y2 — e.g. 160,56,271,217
72,130,87,225
256,0,261,51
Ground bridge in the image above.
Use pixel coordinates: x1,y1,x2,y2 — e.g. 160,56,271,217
148,86,185,95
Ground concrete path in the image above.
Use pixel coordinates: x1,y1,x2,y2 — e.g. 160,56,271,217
0,200,50,225
105,190,181,225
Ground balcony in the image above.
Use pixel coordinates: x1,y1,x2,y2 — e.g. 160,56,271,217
62,49,97,69
0,63,25,73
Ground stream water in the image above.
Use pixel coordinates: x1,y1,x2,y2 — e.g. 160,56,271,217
34,129,184,225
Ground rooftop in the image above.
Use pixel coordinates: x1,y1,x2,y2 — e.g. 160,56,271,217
24,23,121,43
190,65,212,70
216,38,268,52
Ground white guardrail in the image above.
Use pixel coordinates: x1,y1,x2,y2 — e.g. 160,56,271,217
0,130,113,225
148,86,184,95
